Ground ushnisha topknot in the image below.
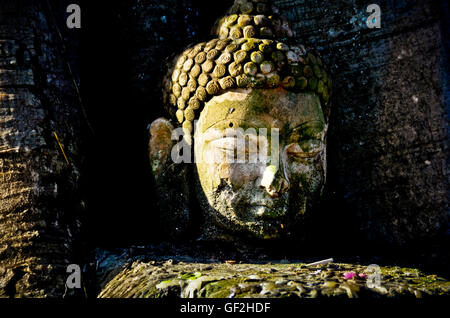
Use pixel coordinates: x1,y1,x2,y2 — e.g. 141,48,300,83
162,0,332,137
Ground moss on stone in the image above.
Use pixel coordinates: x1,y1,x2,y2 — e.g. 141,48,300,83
98,261,450,298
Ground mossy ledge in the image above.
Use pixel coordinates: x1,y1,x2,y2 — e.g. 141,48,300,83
98,261,450,298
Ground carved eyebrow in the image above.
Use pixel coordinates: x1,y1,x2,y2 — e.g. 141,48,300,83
201,127,224,141
203,119,262,134
208,137,238,149
290,122,310,132
203,123,266,141
206,132,265,145
290,120,325,133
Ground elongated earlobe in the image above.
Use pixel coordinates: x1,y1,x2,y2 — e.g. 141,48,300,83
148,118,192,239
149,118,174,178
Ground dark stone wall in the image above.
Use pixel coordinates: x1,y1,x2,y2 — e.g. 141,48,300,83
82,0,233,245
274,0,449,245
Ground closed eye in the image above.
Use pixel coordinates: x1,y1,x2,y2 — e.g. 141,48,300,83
209,137,261,153
210,137,237,151
286,141,322,158
298,139,322,152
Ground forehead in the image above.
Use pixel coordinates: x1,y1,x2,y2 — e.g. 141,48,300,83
196,88,325,133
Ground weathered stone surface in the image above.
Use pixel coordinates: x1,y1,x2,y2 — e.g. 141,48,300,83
98,259,450,298
149,118,174,177
193,89,327,240
93,241,450,299
0,1,85,297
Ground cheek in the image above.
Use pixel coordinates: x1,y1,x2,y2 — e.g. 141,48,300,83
288,158,325,192
202,162,263,190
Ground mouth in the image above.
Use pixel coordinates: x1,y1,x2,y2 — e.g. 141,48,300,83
251,202,274,209
249,204,287,220
255,206,272,218
250,196,288,208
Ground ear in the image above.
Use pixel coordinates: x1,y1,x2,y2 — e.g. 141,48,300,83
148,118,191,239
149,118,175,178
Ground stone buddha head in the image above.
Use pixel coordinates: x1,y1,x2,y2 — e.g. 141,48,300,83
149,0,332,241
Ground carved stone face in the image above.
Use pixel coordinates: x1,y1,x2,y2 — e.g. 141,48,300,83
194,88,327,239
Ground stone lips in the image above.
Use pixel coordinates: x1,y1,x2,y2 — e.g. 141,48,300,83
162,0,332,134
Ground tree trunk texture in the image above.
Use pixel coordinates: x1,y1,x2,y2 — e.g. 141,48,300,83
121,0,448,245
0,0,84,297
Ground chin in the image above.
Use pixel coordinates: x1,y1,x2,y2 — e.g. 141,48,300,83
233,208,290,240
244,220,284,240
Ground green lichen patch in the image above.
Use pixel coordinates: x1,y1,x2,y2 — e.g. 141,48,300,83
179,272,203,280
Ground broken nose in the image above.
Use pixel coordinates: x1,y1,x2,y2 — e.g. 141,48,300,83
260,165,277,188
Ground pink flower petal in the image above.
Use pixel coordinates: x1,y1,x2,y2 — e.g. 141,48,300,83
358,273,368,278
344,272,357,279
